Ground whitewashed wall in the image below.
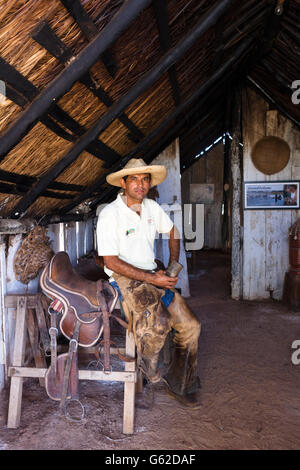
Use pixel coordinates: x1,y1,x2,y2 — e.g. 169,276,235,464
181,141,224,249
0,219,94,391
152,139,190,297
242,88,300,300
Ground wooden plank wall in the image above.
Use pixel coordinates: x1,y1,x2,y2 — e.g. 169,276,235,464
181,141,224,249
242,88,300,300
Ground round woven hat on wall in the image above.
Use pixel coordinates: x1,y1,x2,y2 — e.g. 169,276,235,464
251,136,290,175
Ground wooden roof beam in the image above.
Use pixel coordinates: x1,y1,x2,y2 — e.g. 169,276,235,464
59,31,252,215
181,116,224,159
0,0,152,161
60,0,118,78
0,182,74,200
152,0,181,106
181,131,224,173
246,76,300,128
180,103,225,146
31,21,144,143
281,21,300,46
8,0,234,219
1,83,77,142
224,1,268,39
0,56,121,165
211,16,225,71
0,168,85,193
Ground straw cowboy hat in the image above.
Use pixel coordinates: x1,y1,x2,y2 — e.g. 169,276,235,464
106,158,167,187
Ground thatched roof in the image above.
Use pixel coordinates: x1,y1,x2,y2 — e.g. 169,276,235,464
0,0,299,221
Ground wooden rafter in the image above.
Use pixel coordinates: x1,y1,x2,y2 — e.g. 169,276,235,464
60,0,117,78
0,0,152,161
211,16,225,71
0,169,85,193
0,182,74,200
7,0,234,219
0,57,121,165
181,118,224,163
247,76,300,128
58,31,253,216
181,131,224,173
31,21,144,143
152,0,181,106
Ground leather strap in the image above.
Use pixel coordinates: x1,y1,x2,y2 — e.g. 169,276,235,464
110,312,128,330
48,311,58,378
98,339,133,364
59,319,80,409
96,284,111,371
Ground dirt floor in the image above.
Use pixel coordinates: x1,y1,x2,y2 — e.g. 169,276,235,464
1,249,300,450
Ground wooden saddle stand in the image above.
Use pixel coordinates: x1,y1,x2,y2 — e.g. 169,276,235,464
40,251,130,421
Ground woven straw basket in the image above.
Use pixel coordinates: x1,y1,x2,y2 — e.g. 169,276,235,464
14,225,53,284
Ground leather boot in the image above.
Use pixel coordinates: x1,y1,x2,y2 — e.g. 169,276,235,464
163,346,201,409
135,353,160,410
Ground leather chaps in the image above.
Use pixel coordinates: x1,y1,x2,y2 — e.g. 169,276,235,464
113,273,201,396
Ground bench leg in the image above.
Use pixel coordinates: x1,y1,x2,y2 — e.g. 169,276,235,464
136,369,143,394
123,330,135,434
7,297,27,428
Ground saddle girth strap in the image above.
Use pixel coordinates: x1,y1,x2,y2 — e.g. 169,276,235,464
49,312,58,377
96,280,111,372
59,319,81,409
48,299,63,378
98,339,134,363
101,309,111,371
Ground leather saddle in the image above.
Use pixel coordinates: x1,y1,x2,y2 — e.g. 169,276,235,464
40,251,122,415
40,251,118,347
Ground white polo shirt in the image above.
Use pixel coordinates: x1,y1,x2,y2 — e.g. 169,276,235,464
96,193,173,279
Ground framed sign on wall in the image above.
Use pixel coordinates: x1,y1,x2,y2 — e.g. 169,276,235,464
244,181,300,210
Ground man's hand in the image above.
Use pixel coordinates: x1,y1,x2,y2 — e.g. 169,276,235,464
104,256,178,289
150,270,178,289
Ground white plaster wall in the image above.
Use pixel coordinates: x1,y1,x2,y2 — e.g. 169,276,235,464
242,88,300,300
152,139,190,297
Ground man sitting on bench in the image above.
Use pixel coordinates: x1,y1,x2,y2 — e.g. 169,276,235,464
96,158,201,408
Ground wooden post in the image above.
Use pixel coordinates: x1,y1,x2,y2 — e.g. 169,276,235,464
230,87,243,300
222,89,233,249
0,236,7,390
35,295,51,353
123,330,136,434
7,296,27,428
26,308,46,387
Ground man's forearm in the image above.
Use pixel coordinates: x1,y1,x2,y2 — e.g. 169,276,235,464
104,256,154,283
104,255,179,289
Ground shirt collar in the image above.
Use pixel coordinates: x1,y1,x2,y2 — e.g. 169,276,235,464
116,192,146,215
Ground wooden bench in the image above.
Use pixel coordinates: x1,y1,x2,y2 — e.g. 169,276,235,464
6,294,137,434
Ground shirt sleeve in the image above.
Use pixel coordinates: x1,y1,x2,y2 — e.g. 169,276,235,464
153,202,174,234
96,208,120,256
